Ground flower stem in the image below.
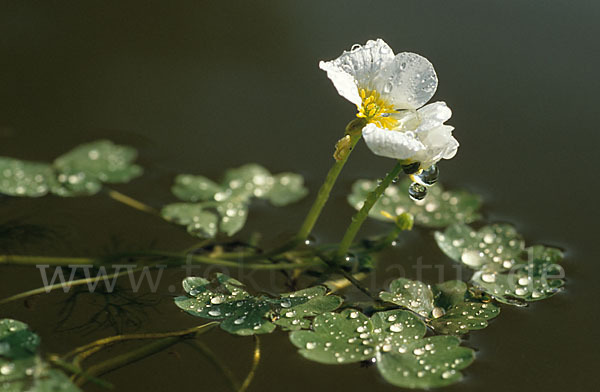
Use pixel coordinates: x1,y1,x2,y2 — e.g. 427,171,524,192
334,161,404,262
265,121,365,257
73,323,217,387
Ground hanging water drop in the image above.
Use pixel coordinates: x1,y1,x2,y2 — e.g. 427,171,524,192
408,182,427,201
413,164,439,186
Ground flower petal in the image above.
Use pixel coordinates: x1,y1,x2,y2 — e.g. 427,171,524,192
413,125,459,168
319,39,395,107
373,52,438,110
416,101,452,132
362,124,425,160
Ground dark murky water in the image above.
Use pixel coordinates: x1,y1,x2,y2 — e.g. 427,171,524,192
1,1,598,391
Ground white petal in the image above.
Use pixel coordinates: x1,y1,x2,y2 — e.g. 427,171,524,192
373,52,438,110
319,39,395,106
416,101,452,132
362,123,425,160
413,125,459,168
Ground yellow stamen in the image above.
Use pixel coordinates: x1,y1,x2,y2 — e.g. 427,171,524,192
357,88,398,130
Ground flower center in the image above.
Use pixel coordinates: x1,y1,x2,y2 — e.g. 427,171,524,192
356,89,398,130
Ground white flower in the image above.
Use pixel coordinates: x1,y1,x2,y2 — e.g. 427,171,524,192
320,39,458,169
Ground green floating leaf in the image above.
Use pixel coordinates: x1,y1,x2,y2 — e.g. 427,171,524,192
161,203,219,238
274,287,343,331
289,309,474,389
379,278,434,317
53,140,143,184
266,173,309,207
379,279,500,335
174,274,341,336
0,158,57,197
163,164,308,238
0,140,143,198
0,319,81,391
434,223,524,272
348,178,482,228
435,223,566,305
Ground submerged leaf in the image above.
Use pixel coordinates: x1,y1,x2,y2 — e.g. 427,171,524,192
289,309,474,389
348,178,482,228
435,223,565,305
174,274,341,335
165,164,308,238
0,319,81,391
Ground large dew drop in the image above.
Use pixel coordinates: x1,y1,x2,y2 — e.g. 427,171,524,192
408,182,427,201
413,164,439,187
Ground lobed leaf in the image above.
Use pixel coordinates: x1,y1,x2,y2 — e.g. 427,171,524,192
289,309,474,389
0,319,81,391
164,164,308,238
175,274,341,336
348,178,482,228
435,224,566,305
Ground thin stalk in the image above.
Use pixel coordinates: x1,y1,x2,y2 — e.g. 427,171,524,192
323,272,369,293
239,336,261,392
63,322,219,360
262,124,365,258
47,356,113,389
0,252,324,270
339,270,379,302
74,324,217,387
75,337,179,386
188,341,240,392
0,266,146,305
334,161,404,262
104,188,159,215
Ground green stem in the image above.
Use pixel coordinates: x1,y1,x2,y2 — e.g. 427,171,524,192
0,252,324,270
47,356,113,389
0,255,94,265
76,337,179,386
0,266,146,305
75,324,216,387
334,161,404,262
340,270,380,302
264,126,364,257
105,188,159,215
